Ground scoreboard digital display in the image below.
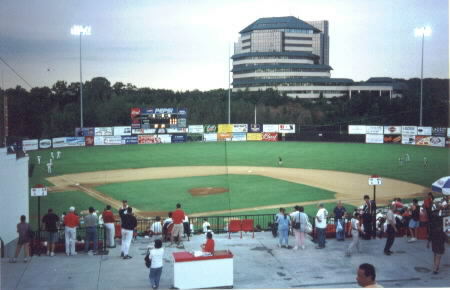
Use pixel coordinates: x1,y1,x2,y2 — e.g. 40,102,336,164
131,107,187,129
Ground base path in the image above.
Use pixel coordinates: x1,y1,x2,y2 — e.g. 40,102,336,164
46,166,428,217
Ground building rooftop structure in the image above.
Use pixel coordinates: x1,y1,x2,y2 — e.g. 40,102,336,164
240,16,321,34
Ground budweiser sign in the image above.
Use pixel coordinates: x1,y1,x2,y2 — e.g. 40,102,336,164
262,132,278,142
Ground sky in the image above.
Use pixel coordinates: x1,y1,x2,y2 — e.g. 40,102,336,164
0,0,448,91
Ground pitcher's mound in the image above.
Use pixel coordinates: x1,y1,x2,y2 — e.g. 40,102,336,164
189,187,229,196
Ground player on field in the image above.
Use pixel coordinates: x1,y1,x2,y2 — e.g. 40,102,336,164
278,156,283,166
423,157,428,168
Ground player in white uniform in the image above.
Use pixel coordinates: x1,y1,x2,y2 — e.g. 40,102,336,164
50,151,54,159
37,156,41,164
57,151,61,159
46,162,52,174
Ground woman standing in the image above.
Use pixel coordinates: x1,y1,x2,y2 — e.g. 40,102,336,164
428,216,448,274
276,208,290,248
10,215,31,263
149,239,164,289
346,212,364,257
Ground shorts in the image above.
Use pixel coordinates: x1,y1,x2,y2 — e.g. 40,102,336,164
47,231,59,243
409,219,419,229
172,224,184,237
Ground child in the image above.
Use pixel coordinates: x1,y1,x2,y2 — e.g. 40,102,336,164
149,239,164,289
201,232,215,253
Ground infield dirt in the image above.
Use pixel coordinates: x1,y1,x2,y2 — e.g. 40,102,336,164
46,166,428,217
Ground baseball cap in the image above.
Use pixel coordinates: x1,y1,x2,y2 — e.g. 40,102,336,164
69,206,75,212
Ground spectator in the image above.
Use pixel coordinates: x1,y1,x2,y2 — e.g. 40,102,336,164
384,204,398,256
356,263,382,288
183,214,191,238
202,219,211,233
162,212,173,242
150,216,163,240
315,203,328,249
10,215,31,263
64,206,80,256
84,207,98,254
120,207,137,259
204,226,214,238
201,232,215,253
149,239,164,289
42,208,59,256
428,215,448,274
102,205,116,248
408,199,420,242
333,201,347,241
362,195,376,240
423,192,434,220
171,204,185,247
346,212,364,257
276,208,290,248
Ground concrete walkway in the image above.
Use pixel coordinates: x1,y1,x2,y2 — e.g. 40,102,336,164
1,232,449,289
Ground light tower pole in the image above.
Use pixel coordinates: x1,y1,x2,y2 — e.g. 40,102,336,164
414,26,431,126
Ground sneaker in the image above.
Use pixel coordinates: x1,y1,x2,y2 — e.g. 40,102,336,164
384,251,391,256
293,246,298,250
408,238,416,243
23,257,28,263
50,252,54,257
72,252,77,256
123,255,132,259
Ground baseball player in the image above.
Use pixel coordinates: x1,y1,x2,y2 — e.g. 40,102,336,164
50,151,55,159
49,158,53,165
398,157,404,166
405,153,410,162
278,156,283,166
57,151,61,159
47,162,52,174
37,155,41,164
423,157,428,168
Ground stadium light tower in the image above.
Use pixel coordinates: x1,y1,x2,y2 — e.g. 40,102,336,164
71,25,91,129
414,26,431,126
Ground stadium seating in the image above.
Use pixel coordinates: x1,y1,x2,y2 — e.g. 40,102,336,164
228,219,255,239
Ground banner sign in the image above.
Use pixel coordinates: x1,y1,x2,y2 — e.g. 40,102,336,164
31,187,47,197
75,127,95,137
383,135,401,144
203,133,217,142
171,134,187,143
22,139,39,151
218,124,233,133
85,136,94,146
95,127,113,136
187,133,203,142
231,133,246,141
232,124,248,133
52,137,68,148
65,137,85,147
279,124,296,133
415,136,445,147
121,136,138,145
263,124,279,133
402,126,417,135
248,124,262,133
417,126,432,136
188,125,204,134
262,132,278,141
138,135,161,144
39,139,52,149
166,127,188,133
383,126,401,135
204,124,217,133
348,125,366,135
218,133,232,141
432,127,447,137
113,126,132,136
132,128,156,134
365,134,384,144
94,136,121,146
366,126,383,134
247,133,263,141
158,134,172,144
401,135,416,145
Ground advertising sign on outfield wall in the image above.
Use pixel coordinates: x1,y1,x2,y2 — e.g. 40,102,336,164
232,124,248,133
365,134,384,144
263,124,279,133
166,128,188,133
402,126,417,135
157,134,172,144
95,127,113,136
113,126,132,136
85,136,94,146
279,124,296,133
121,136,138,145
188,125,204,134
138,135,161,144
203,133,217,142
383,135,401,144
262,132,278,141
75,127,95,137
204,125,217,133
348,125,366,135
247,133,263,141
217,133,232,141
39,139,52,149
401,135,416,145
383,126,402,135
415,136,445,147
366,126,383,134
132,128,156,134
22,139,39,151
171,134,187,143
417,127,432,136
231,133,246,141
249,124,262,132
432,127,447,137
52,137,68,148
218,124,233,133
65,137,86,147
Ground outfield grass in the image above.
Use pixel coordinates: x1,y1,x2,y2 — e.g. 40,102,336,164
95,174,335,214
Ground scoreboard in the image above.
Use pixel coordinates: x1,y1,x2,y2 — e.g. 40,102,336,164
131,107,187,129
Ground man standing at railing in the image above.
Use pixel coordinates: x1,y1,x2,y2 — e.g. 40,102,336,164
84,207,98,255
42,208,59,257
333,201,347,241
120,207,137,259
315,203,328,249
362,195,376,240
171,203,185,248
64,206,80,256
102,205,116,248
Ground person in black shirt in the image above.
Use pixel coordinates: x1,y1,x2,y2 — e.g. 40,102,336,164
119,207,137,259
362,195,376,240
333,201,347,241
42,208,59,256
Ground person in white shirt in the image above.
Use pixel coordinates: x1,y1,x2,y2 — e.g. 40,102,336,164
346,212,364,256
149,239,164,289
315,203,328,249
202,219,211,233
50,151,54,159
56,151,62,159
37,155,41,164
384,204,398,255
46,162,52,174
150,216,163,240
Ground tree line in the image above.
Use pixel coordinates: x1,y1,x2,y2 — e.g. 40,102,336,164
0,77,448,142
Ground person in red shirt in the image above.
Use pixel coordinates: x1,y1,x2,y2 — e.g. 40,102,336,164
63,206,80,256
171,203,185,247
102,205,116,248
201,232,215,253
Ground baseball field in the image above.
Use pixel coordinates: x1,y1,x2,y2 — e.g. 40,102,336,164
27,141,449,219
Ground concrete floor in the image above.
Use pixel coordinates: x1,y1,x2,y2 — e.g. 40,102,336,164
1,232,449,289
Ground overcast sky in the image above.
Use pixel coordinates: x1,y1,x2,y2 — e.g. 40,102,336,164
0,0,448,91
